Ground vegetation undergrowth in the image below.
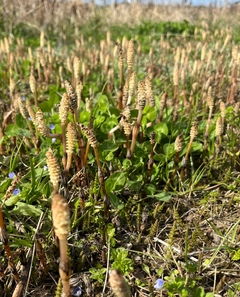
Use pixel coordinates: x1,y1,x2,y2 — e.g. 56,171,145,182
0,8,240,297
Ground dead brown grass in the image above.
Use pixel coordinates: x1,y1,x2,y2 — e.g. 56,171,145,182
1,0,240,30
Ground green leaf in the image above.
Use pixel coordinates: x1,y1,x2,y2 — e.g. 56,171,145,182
205,293,214,297
0,136,5,145
11,238,32,248
105,172,127,193
80,110,90,123
144,184,156,195
154,122,168,136
5,195,20,206
16,113,27,129
97,94,109,112
122,159,132,170
5,124,31,137
100,116,118,134
142,264,150,274
153,192,172,202
94,115,105,128
108,192,124,210
153,154,166,162
163,143,175,157
11,202,42,217
126,180,142,191
191,141,203,153
100,140,119,152
232,249,240,261
143,106,157,122
39,94,59,112
104,151,114,161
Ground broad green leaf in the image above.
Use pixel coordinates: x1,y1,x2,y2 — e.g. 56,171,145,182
144,106,157,122
153,192,171,202
163,143,175,156
191,141,203,153
108,192,124,209
39,94,59,112
5,124,31,137
122,159,132,170
16,113,27,129
126,180,142,191
194,287,205,297
100,116,118,134
154,122,168,136
232,249,240,261
105,172,127,193
80,110,90,123
94,115,105,128
205,293,214,297
105,151,114,161
97,94,109,112
100,140,119,152
11,202,42,217
5,195,20,206
144,184,156,195
153,154,166,162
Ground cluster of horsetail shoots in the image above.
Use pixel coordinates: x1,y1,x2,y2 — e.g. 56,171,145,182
2,22,240,297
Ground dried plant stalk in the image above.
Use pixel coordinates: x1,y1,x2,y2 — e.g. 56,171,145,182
158,92,167,123
51,193,71,297
181,121,198,180
80,124,110,223
215,117,223,149
136,79,146,124
147,131,155,181
171,133,183,183
116,42,124,109
109,269,131,297
122,83,128,109
76,81,83,110
173,63,180,121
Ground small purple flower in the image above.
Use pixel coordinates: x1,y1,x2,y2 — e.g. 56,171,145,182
43,165,48,171
154,278,164,290
49,123,55,130
21,96,25,101
52,138,56,143
72,286,82,297
28,116,32,121
13,188,21,196
8,172,16,179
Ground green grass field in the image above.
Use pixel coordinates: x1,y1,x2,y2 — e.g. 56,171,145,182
0,2,240,297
